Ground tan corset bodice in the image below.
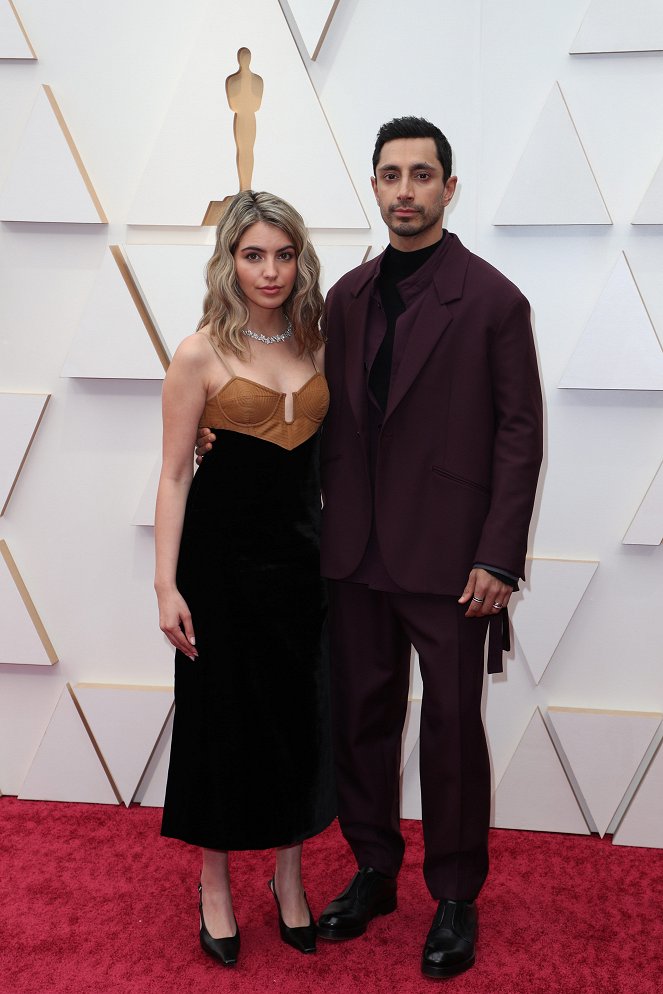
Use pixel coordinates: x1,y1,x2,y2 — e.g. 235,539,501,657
200,372,329,450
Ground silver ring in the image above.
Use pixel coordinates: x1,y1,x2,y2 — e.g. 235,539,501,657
472,595,484,604
493,602,502,610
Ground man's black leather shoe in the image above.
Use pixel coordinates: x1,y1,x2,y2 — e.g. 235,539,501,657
317,867,397,940
421,899,477,978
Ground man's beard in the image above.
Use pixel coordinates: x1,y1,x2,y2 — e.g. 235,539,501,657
384,202,443,238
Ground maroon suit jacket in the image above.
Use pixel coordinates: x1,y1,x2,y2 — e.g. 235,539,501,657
319,232,543,595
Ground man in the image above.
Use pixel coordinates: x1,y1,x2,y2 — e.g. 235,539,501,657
315,116,542,978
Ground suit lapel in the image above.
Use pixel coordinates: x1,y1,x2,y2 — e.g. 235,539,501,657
384,298,452,422
384,234,470,423
344,292,370,433
343,261,379,434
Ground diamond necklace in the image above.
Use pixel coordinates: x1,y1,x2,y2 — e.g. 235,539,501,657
240,322,293,345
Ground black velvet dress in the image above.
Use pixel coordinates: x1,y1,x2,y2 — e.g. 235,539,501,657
161,372,336,850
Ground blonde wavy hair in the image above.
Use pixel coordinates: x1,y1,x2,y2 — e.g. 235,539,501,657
197,190,325,357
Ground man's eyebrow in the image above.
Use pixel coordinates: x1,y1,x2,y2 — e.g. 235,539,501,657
377,161,439,172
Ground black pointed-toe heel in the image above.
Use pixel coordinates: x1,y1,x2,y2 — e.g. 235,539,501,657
198,883,240,966
268,878,317,954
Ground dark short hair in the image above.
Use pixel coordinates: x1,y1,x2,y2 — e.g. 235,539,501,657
372,117,453,182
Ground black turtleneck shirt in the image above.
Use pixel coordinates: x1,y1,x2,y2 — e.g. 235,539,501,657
368,234,445,411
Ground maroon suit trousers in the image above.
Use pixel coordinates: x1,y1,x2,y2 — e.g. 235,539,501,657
328,580,491,902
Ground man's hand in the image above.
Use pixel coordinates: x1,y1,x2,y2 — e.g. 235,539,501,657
458,567,512,618
195,426,216,465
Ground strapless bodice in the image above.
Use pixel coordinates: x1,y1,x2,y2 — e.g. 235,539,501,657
200,371,329,450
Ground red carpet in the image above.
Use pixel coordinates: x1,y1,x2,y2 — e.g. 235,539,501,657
1,796,662,994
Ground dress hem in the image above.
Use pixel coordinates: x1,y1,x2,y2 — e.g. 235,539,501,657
160,812,336,853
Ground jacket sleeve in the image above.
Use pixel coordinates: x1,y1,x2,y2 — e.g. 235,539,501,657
473,294,543,578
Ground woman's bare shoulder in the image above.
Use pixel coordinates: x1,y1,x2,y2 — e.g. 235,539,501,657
170,331,214,367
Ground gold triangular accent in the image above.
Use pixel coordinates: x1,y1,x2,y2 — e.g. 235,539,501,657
0,540,57,663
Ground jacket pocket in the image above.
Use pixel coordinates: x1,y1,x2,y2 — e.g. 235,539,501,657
432,465,490,496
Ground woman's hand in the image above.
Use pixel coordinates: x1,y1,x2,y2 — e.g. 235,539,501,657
157,587,198,660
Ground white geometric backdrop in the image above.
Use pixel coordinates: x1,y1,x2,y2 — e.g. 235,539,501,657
1,0,662,849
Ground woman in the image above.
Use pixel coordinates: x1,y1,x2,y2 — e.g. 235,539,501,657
154,191,335,966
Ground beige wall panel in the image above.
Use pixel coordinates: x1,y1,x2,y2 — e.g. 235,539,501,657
400,699,422,817
0,85,106,223
400,739,421,820
511,558,598,684
494,83,611,225
133,456,161,527
128,0,367,227
315,244,370,297
559,253,663,390
400,698,421,776
0,392,49,515
61,248,165,380
19,685,118,804
492,709,589,834
633,157,663,224
0,540,57,665
0,0,35,58
124,245,210,359
282,0,341,60
73,684,174,805
135,711,174,808
547,708,662,837
623,460,663,546
613,740,663,848
571,0,663,54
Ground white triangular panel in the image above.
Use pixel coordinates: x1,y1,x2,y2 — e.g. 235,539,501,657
0,392,49,515
494,83,611,226
571,0,663,53
633,158,663,224
133,457,161,527
0,0,36,58
61,248,165,379
0,85,106,223
547,708,662,837
124,245,210,360
137,711,174,808
613,740,663,848
0,540,57,665
125,243,368,361
282,0,340,60
73,684,174,805
623,461,663,545
400,738,421,819
129,0,367,227
400,699,421,775
559,254,663,390
511,558,598,684
19,685,118,803
492,710,589,834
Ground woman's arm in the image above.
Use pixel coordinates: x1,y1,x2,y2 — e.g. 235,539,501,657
155,336,209,659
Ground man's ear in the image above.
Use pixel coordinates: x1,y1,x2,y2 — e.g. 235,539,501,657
370,175,378,200
443,175,458,207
